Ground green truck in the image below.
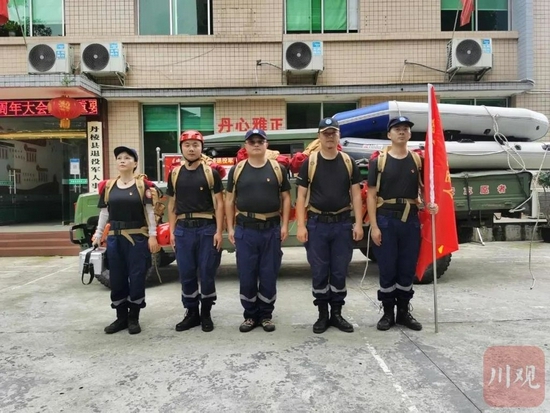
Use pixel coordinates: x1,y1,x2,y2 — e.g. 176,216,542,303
70,129,533,286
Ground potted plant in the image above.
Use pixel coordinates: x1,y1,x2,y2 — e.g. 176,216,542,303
3,20,22,36
537,171,550,242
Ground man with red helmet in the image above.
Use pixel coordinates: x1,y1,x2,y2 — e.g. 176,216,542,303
167,130,225,333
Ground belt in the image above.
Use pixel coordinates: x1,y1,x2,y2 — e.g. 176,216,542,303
177,218,215,228
176,212,214,220
109,220,145,230
238,220,280,230
237,211,280,221
108,226,148,245
308,211,351,224
377,208,418,220
307,205,351,215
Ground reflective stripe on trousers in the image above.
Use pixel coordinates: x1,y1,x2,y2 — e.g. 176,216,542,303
174,223,221,309
305,217,353,306
235,225,282,320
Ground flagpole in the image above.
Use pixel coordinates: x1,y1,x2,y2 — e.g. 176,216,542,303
428,84,439,333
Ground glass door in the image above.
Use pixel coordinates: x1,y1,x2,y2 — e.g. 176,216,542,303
61,139,89,224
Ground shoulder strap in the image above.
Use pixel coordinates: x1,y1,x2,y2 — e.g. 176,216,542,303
304,152,319,208
233,160,248,193
202,163,216,208
268,158,283,187
340,152,353,180
375,147,391,192
135,176,145,201
203,163,214,190
171,165,182,194
410,150,423,187
103,178,117,204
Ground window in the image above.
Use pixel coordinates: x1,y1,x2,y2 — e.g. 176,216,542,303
2,0,64,37
441,0,509,32
139,0,213,35
440,98,508,107
285,0,358,34
142,104,215,180
287,102,357,129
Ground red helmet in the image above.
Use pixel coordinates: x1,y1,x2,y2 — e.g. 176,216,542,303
180,130,204,144
156,223,171,246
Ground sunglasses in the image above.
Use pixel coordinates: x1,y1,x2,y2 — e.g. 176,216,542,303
246,139,265,145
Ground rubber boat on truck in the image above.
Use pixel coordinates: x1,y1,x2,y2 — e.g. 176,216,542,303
340,137,550,172
333,101,549,141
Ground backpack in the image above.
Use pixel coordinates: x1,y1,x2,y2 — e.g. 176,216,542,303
170,161,216,208
304,151,354,209
232,158,283,192
102,175,165,226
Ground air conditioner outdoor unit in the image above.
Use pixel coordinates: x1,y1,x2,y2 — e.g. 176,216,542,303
80,42,126,76
446,38,493,73
27,43,73,74
283,41,324,73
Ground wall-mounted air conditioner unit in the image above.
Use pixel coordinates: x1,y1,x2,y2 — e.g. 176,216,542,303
80,42,126,76
27,43,73,74
283,41,324,73
447,38,493,74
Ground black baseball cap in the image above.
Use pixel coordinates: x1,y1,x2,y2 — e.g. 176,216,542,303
244,128,268,141
114,146,138,162
387,116,414,132
318,117,340,132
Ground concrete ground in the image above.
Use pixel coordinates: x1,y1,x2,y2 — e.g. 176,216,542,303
1,242,550,413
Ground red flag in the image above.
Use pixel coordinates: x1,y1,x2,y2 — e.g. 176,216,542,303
460,0,474,26
415,85,459,281
0,0,9,25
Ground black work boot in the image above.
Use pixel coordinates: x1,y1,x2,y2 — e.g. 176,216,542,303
396,298,422,331
313,303,330,334
175,307,201,331
201,302,214,332
104,305,128,334
128,305,142,335
329,304,354,333
377,301,396,331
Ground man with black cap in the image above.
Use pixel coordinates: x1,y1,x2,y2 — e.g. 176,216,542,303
367,116,437,332
92,146,160,335
295,117,364,334
225,128,291,333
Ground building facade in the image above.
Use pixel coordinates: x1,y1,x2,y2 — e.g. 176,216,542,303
0,0,548,223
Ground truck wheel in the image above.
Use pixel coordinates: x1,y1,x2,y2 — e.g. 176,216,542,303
458,227,474,244
414,254,452,285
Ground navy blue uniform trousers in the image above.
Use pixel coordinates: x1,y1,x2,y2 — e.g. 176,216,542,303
371,212,420,303
305,216,354,306
234,225,282,320
174,222,221,309
107,234,150,309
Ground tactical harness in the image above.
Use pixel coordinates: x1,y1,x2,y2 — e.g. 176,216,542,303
233,159,283,221
103,175,164,244
374,146,423,222
171,161,216,221
305,151,354,215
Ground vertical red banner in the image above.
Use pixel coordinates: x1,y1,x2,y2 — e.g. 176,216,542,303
415,85,459,280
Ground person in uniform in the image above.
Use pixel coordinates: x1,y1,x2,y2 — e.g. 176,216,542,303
92,146,160,335
167,130,224,333
295,117,364,334
225,128,291,333
367,116,437,332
